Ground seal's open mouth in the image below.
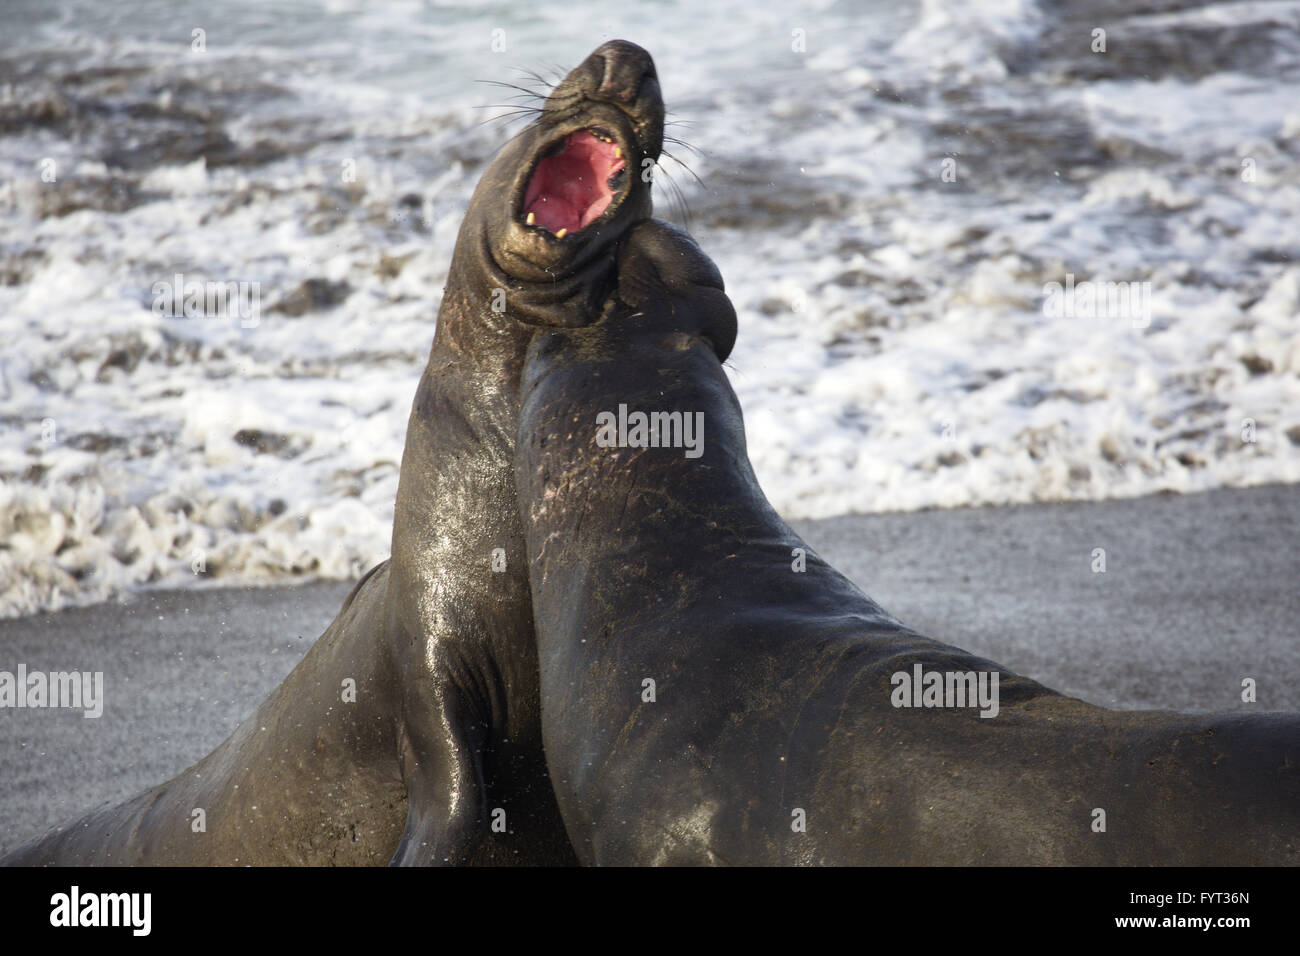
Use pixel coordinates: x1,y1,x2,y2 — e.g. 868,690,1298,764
522,129,628,238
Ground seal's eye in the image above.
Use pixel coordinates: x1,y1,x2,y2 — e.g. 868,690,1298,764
523,129,627,238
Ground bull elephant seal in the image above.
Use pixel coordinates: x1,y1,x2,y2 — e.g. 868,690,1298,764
515,219,1300,865
2,39,665,867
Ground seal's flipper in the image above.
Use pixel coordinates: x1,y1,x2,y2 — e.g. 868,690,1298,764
388,684,489,866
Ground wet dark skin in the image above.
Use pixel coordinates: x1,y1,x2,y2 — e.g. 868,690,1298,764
516,219,1300,865
3,40,663,866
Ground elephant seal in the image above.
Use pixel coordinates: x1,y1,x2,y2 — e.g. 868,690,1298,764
515,219,1300,865
3,39,665,866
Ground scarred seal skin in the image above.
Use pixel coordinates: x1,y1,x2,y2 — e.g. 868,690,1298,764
516,219,1300,865
2,40,664,867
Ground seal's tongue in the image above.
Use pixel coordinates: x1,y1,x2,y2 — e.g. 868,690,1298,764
524,130,626,235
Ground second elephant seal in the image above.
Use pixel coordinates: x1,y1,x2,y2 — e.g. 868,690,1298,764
515,219,1300,865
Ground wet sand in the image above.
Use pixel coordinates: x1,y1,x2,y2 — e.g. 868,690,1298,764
2,483,1297,855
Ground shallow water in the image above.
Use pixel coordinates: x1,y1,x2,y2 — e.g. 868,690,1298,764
1,0,1298,616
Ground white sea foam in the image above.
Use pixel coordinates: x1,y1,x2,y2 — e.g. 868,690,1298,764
1,0,1297,616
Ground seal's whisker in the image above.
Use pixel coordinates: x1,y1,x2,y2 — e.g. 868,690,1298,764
472,112,539,126
472,104,544,115
541,61,571,84
663,135,702,157
659,147,707,194
475,79,548,102
473,106,544,129
654,164,693,228
476,96,545,113
511,67,558,94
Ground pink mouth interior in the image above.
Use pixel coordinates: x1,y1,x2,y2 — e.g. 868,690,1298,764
523,130,626,235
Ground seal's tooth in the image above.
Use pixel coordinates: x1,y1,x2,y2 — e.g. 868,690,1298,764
526,212,536,225
556,228,568,239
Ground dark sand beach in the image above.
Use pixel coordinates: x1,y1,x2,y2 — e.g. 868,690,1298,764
2,483,1296,855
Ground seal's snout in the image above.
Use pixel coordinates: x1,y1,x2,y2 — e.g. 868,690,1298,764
616,220,725,303
591,40,658,107
548,39,664,163
615,220,738,362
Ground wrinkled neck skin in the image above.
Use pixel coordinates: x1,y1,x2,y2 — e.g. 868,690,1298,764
404,113,651,481
421,215,615,466
440,132,629,341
